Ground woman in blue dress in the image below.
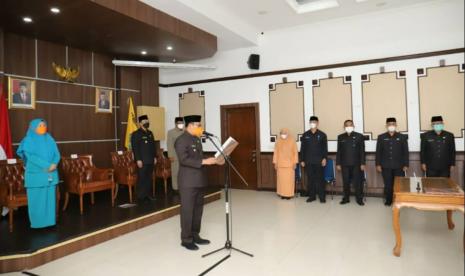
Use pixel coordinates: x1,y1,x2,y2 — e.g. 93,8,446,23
17,118,60,228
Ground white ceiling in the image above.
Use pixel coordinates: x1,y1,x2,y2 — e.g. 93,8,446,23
142,0,441,50
210,0,438,31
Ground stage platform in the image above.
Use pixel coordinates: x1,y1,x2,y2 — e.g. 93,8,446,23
0,186,221,273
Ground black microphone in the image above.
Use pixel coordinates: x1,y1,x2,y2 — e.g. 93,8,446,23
202,131,217,138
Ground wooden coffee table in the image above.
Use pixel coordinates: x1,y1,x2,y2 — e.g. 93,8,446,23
392,177,464,257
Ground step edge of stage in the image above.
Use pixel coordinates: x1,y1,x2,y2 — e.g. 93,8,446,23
0,191,222,272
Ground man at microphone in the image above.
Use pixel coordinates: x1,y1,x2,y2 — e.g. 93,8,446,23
175,115,217,251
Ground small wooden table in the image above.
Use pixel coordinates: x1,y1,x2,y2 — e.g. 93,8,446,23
392,177,464,257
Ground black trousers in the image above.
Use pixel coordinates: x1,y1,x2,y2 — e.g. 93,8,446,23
426,168,450,177
381,168,404,204
180,187,205,243
305,164,325,200
136,164,154,199
341,166,363,201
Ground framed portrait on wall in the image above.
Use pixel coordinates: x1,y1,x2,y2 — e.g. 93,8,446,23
8,77,36,109
95,88,113,113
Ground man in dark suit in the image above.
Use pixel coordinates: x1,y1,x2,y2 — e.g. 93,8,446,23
12,82,31,105
175,115,216,251
336,119,366,206
131,115,157,202
300,116,328,203
98,91,110,109
420,116,456,177
375,117,409,206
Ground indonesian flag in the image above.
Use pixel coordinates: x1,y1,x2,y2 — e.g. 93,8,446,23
0,83,13,158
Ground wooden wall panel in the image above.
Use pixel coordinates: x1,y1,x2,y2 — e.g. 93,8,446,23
35,81,95,104
9,103,114,142
141,67,159,106
4,33,159,170
3,33,35,77
37,40,66,80
120,67,140,91
67,47,93,85
93,52,114,88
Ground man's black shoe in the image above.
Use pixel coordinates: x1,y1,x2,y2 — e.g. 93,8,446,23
320,199,326,203
193,237,210,245
340,198,350,205
357,200,365,206
181,242,199,251
306,197,316,203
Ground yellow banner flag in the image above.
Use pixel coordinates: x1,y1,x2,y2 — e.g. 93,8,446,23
125,97,138,150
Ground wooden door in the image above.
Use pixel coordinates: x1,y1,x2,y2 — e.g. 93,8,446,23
221,104,260,190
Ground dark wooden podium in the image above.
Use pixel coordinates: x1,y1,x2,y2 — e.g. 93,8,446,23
392,177,464,256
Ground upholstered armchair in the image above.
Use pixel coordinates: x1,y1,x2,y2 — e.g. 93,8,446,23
110,151,137,203
61,154,114,214
0,160,27,232
154,148,171,196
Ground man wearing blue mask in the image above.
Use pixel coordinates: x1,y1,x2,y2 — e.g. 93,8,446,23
420,116,456,177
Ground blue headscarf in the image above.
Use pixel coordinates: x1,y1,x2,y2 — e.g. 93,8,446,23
17,119,58,164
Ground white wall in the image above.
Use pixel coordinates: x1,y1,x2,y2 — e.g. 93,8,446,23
160,52,464,152
160,0,464,84
159,0,464,153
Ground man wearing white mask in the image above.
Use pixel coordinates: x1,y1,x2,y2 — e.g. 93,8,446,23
375,117,409,206
336,119,366,206
167,117,185,193
300,116,328,203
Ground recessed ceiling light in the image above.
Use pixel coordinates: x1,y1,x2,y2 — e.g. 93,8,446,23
141,50,147,55
23,17,33,23
50,7,60,14
258,10,268,15
166,45,173,51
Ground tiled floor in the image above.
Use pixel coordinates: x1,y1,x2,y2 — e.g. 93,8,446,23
7,190,464,276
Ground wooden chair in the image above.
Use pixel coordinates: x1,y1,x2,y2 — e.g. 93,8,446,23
111,151,137,203
154,149,171,196
61,154,115,214
0,160,27,232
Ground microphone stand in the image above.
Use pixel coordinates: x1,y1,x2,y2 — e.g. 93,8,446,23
199,135,253,276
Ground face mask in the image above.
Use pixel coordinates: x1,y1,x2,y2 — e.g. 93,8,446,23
345,126,354,134
36,124,47,135
387,126,396,132
280,134,288,139
309,123,317,129
177,123,184,129
433,124,444,132
142,122,150,129
192,126,204,137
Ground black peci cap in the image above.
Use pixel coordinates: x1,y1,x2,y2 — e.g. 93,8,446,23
138,115,148,122
184,115,201,125
386,117,396,123
431,116,443,122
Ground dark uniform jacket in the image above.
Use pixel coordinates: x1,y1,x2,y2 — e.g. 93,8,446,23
375,132,409,169
175,132,207,189
131,128,156,164
336,132,365,166
420,130,456,170
300,129,328,165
